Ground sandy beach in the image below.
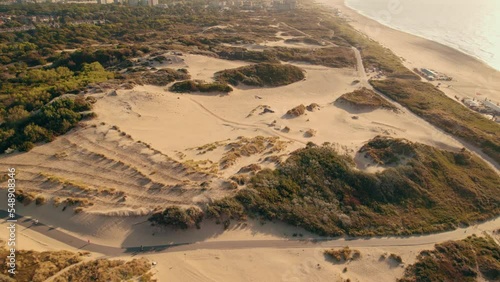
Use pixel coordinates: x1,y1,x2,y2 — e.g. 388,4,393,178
317,0,500,104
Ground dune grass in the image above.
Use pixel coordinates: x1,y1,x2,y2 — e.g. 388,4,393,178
0,247,84,282
169,80,232,93
207,136,500,236
215,63,305,87
371,79,500,164
324,247,361,263
399,235,500,282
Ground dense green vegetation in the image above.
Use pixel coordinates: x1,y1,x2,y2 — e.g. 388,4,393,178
0,62,113,152
169,80,233,93
215,63,305,87
399,235,500,282
216,46,355,69
51,45,152,71
371,79,500,164
335,87,398,111
324,247,361,263
207,137,499,236
149,206,204,229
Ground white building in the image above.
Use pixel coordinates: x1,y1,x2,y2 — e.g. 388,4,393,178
128,0,157,6
484,100,500,114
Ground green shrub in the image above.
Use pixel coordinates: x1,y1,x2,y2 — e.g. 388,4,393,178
215,63,304,87
148,206,204,229
169,80,233,93
399,236,500,282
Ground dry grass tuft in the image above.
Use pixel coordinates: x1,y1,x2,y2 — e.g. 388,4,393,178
0,248,83,282
220,136,289,169
324,247,361,263
286,104,306,117
53,258,154,282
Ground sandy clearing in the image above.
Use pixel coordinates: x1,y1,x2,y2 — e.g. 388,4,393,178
94,55,466,179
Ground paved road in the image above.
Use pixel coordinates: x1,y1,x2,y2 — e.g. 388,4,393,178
2,210,498,257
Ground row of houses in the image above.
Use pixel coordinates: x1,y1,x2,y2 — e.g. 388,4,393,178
8,0,296,9
462,97,500,121
414,67,452,81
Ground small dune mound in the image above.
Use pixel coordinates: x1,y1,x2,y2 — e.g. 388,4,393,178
306,103,320,112
304,129,317,137
286,104,306,117
335,87,398,112
169,80,233,93
215,63,305,87
359,135,416,165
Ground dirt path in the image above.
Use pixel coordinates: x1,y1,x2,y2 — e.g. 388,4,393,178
2,210,498,257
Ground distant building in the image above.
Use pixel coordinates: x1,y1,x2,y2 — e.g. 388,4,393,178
65,0,98,3
420,68,436,80
128,0,157,6
484,100,500,114
272,0,296,10
463,98,480,108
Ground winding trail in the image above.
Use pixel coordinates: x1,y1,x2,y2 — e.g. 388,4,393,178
2,210,498,257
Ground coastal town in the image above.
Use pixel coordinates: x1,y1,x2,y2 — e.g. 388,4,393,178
1,0,297,8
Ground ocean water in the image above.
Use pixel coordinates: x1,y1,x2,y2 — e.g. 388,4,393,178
344,0,500,71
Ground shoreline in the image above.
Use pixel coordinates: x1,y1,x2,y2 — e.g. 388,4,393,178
315,0,500,103
341,0,500,72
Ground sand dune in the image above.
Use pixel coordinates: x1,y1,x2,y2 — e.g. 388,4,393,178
1,10,498,280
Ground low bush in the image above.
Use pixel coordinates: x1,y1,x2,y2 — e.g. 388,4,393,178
215,63,304,87
286,104,306,117
399,235,500,282
148,206,204,229
389,253,403,264
169,80,232,93
324,247,361,263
